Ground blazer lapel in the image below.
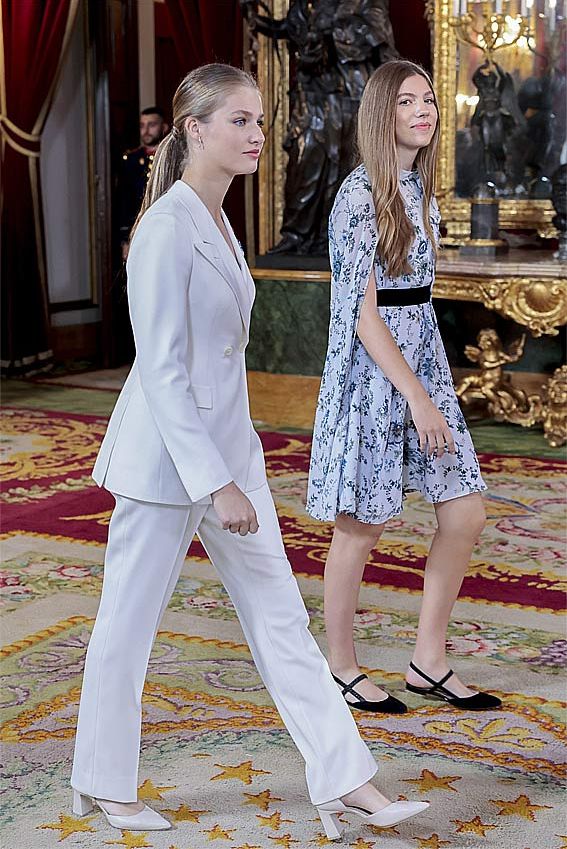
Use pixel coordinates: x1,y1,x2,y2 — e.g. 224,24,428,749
174,181,252,338
221,211,255,304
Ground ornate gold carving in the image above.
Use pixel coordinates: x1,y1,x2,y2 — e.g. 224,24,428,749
542,365,567,448
434,276,567,336
254,1,290,255
457,330,566,446
429,0,557,242
456,330,542,423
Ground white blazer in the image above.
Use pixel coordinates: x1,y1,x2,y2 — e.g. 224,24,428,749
93,180,266,505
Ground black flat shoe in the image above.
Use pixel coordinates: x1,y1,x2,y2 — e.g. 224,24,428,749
332,672,408,714
405,661,502,711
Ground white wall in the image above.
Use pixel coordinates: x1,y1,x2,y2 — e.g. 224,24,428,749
41,0,100,327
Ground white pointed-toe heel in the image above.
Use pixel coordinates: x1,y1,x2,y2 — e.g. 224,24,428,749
316,798,430,840
72,791,171,831
73,791,94,816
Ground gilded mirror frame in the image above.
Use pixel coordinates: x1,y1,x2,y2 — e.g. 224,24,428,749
244,0,290,259
429,0,558,244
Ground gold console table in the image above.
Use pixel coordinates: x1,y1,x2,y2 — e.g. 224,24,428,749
252,249,566,445
435,249,567,337
435,249,566,447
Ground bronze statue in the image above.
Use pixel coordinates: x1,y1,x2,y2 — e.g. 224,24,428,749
470,61,525,191
551,163,567,261
241,0,397,254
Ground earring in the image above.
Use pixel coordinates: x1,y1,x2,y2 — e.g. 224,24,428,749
197,131,204,150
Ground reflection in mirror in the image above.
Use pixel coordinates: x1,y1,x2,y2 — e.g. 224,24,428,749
453,0,566,199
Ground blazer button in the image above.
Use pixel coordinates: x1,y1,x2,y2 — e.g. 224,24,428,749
223,346,234,357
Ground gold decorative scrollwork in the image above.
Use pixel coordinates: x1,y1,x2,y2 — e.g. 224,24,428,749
434,276,567,336
456,331,567,446
542,365,567,448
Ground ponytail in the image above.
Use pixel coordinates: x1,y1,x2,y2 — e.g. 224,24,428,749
130,129,186,241
128,63,258,243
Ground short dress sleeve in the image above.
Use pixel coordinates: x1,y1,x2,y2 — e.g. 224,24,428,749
307,166,378,519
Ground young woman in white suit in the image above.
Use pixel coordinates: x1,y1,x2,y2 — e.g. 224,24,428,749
70,64,428,840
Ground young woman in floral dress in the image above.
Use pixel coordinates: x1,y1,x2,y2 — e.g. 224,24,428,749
308,60,501,716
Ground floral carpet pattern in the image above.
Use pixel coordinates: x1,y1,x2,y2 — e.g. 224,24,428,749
1,401,566,848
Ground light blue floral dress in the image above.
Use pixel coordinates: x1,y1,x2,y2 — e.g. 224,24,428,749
307,164,486,524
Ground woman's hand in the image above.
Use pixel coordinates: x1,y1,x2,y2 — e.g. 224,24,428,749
408,394,456,458
211,482,259,535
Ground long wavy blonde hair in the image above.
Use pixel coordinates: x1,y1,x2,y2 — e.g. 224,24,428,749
357,60,440,278
130,63,258,241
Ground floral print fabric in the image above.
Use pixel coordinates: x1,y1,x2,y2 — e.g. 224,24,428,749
307,164,486,524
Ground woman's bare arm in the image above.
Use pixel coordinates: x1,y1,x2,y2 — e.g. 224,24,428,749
356,269,455,457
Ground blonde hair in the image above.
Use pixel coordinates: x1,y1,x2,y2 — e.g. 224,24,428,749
130,63,258,240
357,60,440,278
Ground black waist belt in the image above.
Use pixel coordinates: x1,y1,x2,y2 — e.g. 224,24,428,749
376,285,431,306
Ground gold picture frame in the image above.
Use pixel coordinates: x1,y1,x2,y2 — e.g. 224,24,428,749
429,0,560,244
244,0,290,259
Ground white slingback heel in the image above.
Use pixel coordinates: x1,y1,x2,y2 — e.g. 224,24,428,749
316,798,430,840
72,791,172,831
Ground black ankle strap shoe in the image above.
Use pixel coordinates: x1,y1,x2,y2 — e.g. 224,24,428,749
332,672,408,714
405,662,502,710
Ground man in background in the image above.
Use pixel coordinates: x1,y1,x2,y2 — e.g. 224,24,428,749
117,106,169,259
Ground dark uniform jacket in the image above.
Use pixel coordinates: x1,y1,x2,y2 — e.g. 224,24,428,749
117,146,155,243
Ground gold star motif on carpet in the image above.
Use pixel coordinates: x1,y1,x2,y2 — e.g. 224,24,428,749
452,816,497,836
349,838,375,849
310,833,334,846
268,835,299,848
105,832,153,849
367,823,399,834
160,803,211,822
490,794,552,821
414,835,451,848
38,813,96,840
404,769,462,793
243,789,284,811
211,760,270,785
257,811,294,831
203,824,237,841
137,779,176,800
231,844,263,849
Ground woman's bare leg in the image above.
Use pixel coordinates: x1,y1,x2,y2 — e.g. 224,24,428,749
406,493,486,696
324,513,389,701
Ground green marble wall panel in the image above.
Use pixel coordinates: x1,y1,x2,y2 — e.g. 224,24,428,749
248,277,564,377
247,277,330,376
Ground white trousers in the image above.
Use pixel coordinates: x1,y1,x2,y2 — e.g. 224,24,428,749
71,484,377,805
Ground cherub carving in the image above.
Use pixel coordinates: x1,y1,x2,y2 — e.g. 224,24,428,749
456,329,542,423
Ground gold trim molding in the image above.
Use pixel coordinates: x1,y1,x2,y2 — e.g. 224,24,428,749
255,1,290,255
434,275,567,336
250,267,330,282
430,0,558,243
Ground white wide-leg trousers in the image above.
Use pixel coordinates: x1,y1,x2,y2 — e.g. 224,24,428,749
71,484,377,805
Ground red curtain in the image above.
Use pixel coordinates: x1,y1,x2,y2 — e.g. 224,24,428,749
389,0,431,71
163,0,243,72
0,0,79,375
161,0,245,240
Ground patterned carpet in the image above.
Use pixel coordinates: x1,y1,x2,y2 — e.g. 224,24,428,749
1,383,566,849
